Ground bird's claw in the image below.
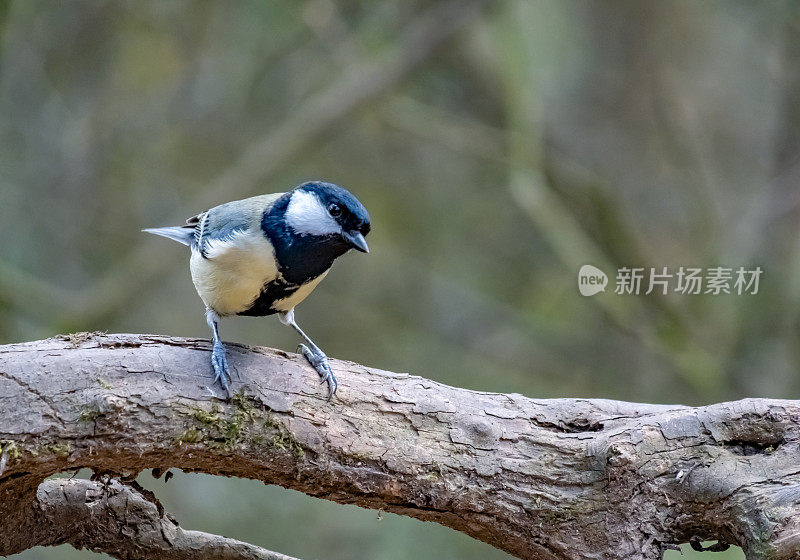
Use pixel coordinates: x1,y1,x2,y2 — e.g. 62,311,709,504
298,344,338,400
211,340,231,398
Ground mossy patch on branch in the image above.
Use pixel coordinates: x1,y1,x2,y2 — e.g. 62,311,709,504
177,428,202,444
79,404,101,423
177,390,304,458
0,441,20,461
264,416,305,458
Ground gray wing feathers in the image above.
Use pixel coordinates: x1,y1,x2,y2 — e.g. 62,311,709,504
194,193,283,257
144,193,283,254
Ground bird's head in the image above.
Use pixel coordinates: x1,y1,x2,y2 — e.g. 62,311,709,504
284,181,371,253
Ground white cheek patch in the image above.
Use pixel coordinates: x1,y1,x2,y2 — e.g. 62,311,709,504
285,190,341,236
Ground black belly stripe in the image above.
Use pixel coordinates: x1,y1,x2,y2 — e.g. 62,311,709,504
238,278,299,317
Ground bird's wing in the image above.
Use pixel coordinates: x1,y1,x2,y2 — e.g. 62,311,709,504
193,193,284,258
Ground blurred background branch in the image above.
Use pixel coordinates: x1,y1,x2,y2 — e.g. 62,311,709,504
0,0,490,331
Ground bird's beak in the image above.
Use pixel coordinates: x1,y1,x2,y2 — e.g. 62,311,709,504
343,230,369,253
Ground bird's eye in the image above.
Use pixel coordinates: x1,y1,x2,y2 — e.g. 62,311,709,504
328,203,342,217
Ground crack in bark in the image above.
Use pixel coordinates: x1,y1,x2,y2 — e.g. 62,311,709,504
0,369,66,428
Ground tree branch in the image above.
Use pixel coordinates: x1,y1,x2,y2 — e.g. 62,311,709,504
32,478,301,560
0,333,799,560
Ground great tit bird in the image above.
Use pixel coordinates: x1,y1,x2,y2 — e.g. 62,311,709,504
144,181,370,399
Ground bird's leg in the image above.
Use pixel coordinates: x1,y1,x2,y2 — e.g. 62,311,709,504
279,309,337,399
206,309,231,397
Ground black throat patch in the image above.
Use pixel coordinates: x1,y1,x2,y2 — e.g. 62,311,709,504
237,194,349,316
260,194,349,285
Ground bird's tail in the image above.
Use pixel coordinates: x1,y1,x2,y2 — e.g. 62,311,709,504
142,226,194,246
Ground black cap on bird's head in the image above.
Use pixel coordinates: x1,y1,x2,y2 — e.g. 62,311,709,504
285,181,371,253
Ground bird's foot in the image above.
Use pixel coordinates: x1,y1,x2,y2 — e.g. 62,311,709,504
211,339,231,398
298,344,337,400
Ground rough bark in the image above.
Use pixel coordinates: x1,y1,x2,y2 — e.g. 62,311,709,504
32,478,301,560
0,333,798,560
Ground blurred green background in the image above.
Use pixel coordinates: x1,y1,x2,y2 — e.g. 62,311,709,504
3,0,798,558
